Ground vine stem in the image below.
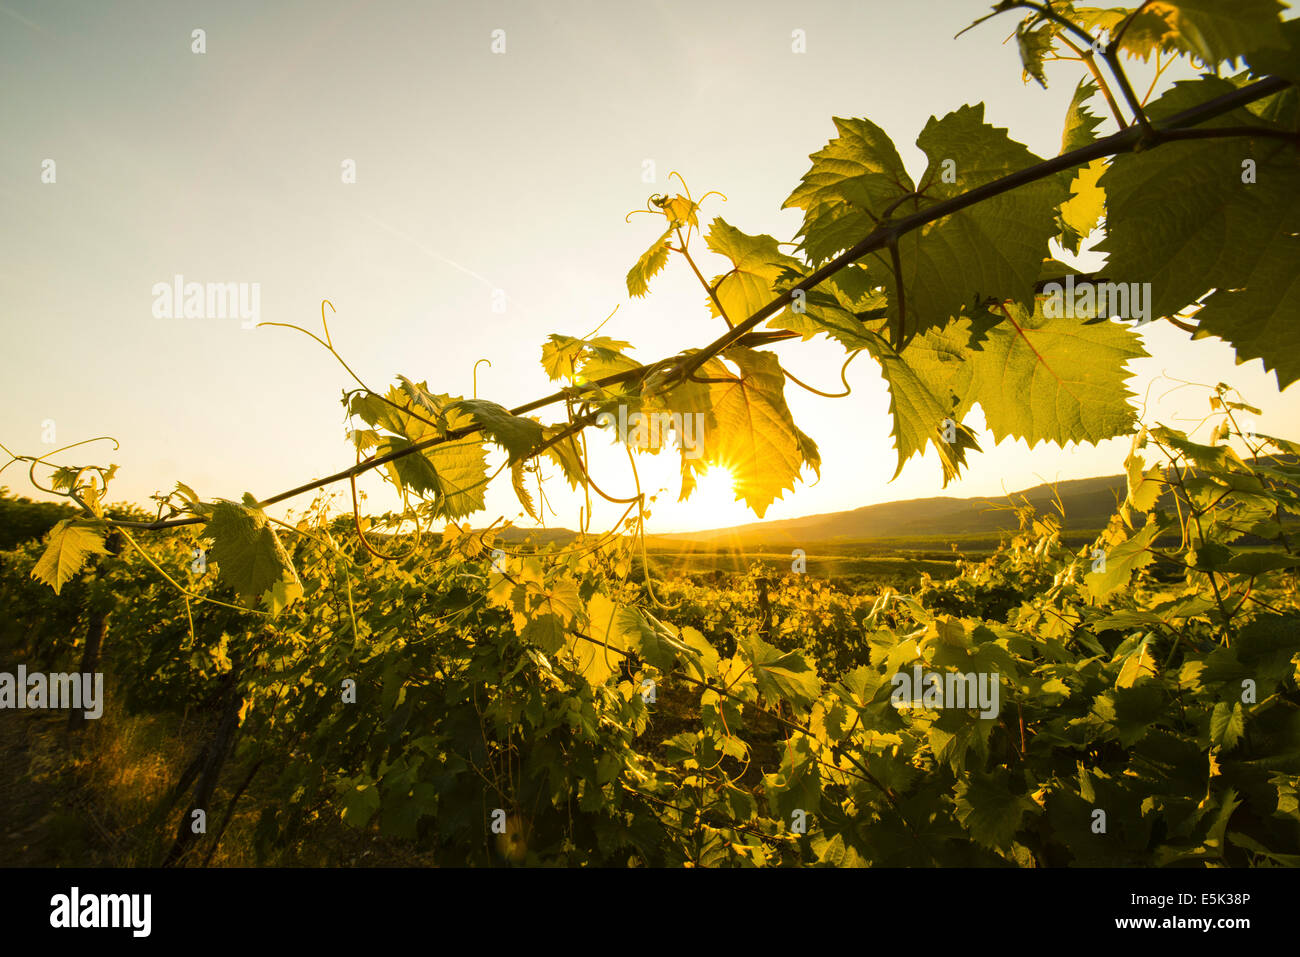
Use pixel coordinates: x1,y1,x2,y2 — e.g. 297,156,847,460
1058,33,1128,129
674,226,734,329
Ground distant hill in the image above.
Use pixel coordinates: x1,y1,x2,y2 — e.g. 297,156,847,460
492,473,1130,550
649,473,1128,548
650,470,1128,546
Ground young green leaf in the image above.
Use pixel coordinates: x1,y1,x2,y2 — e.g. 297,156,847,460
540,334,633,382
30,519,109,594
1060,79,1103,154
1016,21,1054,87
510,460,539,522
703,218,803,325
627,227,673,298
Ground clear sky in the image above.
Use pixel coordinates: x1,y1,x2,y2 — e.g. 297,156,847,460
3,0,1296,534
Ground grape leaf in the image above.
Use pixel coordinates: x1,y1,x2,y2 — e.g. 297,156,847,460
542,426,587,490
515,574,582,655
763,734,822,819
1225,550,1300,575
703,347,818,517
452,399,544,463
1065,3,1283,64
861,325,982,485
424,437,489,520
365,422,488,518
1116,635,1160,688
205,497,297,603
261,579,304,618
1096,77,1292,325
1061,79,1104,154
794,425,822,482
1246,15,1300,84
766,261,887,349
351,380,447,440
782,116,915,266
30,519,109,594
1057,158,1107,255
704,218,802,326
395,376,456,425
678,625,720,683
1143,0,1287,67
741,634,821,711
351,383,490,514
821,263,880,311
48,466,80,492
577,593,633,685
770,288,874,348
1210,701,1246,751
1191,152,1300,389
585,605,690,673
340,780,380,829
671,354,735,501
954,770,1037,851
657,194,699,230
577,349,642,392
1086,522,1160,600
1125,451,1165,514
884,104,1068,337
1098,6,1180,61
1056,79,1108,254
541,334,633,382
523,614,567,655
174,482,201,506
369,436,440,496
966,301,1147,447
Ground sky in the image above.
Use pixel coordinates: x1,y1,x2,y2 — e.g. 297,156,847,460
2,0,1297,534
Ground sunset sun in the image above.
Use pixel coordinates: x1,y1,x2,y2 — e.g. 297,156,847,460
686,463,743,517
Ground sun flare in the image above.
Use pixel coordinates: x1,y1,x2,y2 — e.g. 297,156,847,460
685,464,744,521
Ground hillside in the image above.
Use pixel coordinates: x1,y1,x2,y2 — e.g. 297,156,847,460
494,473,1130,549
651,473,1125,547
